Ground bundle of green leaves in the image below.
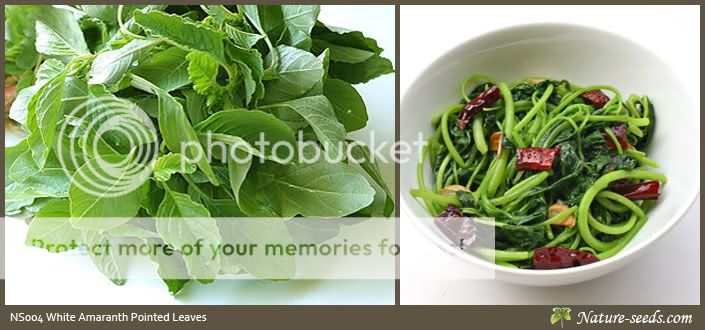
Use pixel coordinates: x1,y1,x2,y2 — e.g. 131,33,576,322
4,5,394,293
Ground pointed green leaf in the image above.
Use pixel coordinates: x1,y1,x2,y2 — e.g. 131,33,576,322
34,7,89,56
144,238,191,295
82,230,126,285
240,160,375,217
133,47,191,92
134,10,226,61
152,153,197,181
263,95,346,159
263,45,324,103
156,188,221,282
68,155,147,230
225,24,264,49
194,109,296,162
323,78,368,132
131,75,219,185
26,72,65,168
349,144,394,217
88,39,158,86
328,55,393,85
227,155,251,205
186,50,227,95
281,5,319,49
217,218,295,279
228,45,265,105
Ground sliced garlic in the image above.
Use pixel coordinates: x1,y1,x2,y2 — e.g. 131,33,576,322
548,202,575,228
440,185,469,197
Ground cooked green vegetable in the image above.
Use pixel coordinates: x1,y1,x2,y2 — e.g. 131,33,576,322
411,74,665,269
5,5,393,294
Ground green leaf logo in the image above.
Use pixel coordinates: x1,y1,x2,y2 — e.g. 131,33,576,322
550,307,571,328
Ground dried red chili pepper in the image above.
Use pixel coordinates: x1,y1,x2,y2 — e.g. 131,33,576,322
457,85,501,129
581,90,610,108
515,147,560,171
533,246,599,270
576,251,600,266
435,205,480,249
602,123,629,150
612,180,661,200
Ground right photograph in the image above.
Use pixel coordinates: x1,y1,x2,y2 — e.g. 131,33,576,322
399,5,700,304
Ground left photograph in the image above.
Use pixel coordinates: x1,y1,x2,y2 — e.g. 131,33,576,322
4,4,396,305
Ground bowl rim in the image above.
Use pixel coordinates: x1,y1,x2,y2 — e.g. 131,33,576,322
400,22,701,278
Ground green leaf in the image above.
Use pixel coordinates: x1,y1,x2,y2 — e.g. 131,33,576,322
155,188,221,282
88,39,158,86
280,5,319,49
5,167,69,200
194,109,296,162
9,59,66,126
225,24,264,49
227,45,265,105
79,16,111,53
68,155,147,230
200,5,231,25
311,21,383,55
263,45,324,104
217,218,295,279
186,50,228,96
133,47,191,92
4,5,41,74
227,155,251,205
240,160,375,217
34,7,89,56
349,144,394,217
328,55,393,85
107,5,168,45
134,10,226,61
303,49,330,96
144,238,191,295
26,73,66,168
25,199,81,252
152,153,197,181
77,84,156,155
131,75,219,185
182,89,208,124
4,139,70,205
82,230,126,285
79,5,119,23
313,39,375,64
239,5,284,38
323,78,368,132
5,140,31,197
551,313,561,325
310,22,393,84
141,180,164,216
263,95,346,159
59,76,90,116
238,5,282,78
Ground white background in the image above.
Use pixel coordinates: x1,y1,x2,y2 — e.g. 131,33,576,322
4,5,396,305
400,5,700,304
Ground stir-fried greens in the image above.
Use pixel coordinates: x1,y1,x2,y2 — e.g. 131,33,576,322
411,74,666,269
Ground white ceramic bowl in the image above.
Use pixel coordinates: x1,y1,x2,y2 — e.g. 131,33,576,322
400,23,700,286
